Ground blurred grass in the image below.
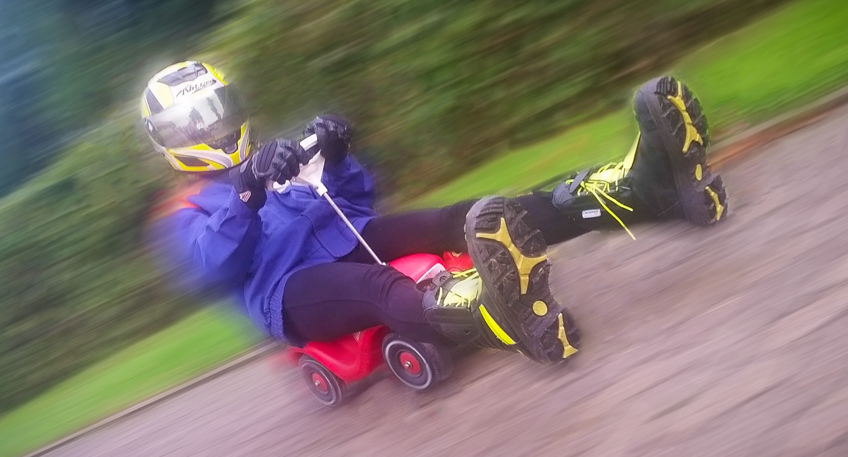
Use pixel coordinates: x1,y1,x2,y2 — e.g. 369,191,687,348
0,305,260,457
410,111,638,208
409,0,848,208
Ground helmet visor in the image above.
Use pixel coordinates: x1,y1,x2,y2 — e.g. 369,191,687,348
145,86,246,149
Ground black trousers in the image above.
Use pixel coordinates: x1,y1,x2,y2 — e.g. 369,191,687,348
281,195,587,344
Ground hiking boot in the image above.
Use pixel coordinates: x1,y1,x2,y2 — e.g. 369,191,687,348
548,143,645,240
422,268,517,350
632,76,727,225
462,196,580,363
547,76,728,235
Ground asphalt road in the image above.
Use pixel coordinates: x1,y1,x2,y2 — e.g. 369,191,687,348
43,104,848,457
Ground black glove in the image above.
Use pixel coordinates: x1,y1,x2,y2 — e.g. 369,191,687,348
230,139,310,210
303,114,352,165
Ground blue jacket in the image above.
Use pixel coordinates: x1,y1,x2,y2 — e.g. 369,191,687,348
161,155,377,342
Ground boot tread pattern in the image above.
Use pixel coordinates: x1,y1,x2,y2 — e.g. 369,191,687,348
646,76,728,225
466,196,580,362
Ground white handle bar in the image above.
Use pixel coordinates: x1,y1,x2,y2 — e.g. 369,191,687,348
274,133,385,265
290,134,327,193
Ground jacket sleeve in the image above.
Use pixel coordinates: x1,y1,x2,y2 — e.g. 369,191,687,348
320,154,376,209
167,189,262,286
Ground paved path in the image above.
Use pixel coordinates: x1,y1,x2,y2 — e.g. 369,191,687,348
45,105,848,457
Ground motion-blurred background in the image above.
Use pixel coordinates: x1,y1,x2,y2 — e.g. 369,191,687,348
4,0,848,454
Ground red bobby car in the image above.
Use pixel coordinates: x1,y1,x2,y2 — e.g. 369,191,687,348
285,251,473,406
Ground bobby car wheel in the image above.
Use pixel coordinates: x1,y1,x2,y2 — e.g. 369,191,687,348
298,356,346,407
382,334,452,390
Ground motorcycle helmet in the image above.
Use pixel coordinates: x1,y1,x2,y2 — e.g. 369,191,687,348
140,61,251,172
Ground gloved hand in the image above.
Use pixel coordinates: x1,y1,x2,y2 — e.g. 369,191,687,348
303,114,352,165
230,139,310,209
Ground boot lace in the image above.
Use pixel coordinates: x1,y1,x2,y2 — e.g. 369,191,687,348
562,134,641,240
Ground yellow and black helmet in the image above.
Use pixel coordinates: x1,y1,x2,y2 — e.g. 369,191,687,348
140,61,251,172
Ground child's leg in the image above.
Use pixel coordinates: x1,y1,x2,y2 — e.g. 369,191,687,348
346,196,588,264
282,262,448,344
290,201,580,363
354,201,475,261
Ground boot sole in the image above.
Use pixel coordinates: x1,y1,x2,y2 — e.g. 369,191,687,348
635,76,728,225
465,196,579,363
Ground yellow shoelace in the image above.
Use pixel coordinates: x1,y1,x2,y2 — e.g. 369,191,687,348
563,134,641,240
